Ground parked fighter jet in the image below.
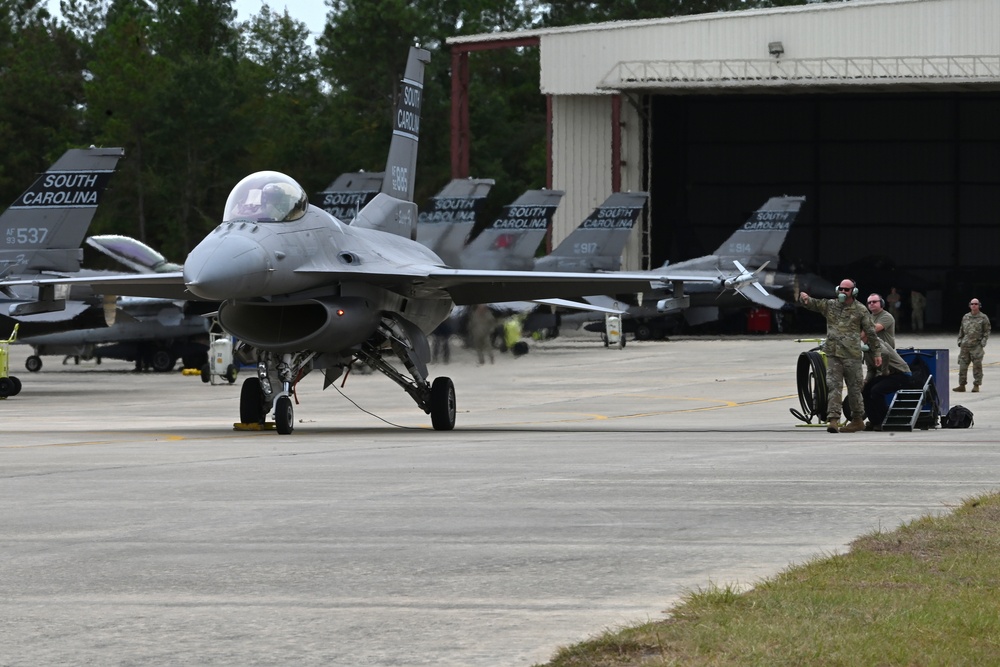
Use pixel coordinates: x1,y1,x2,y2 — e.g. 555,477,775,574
0,146,124,322
416,177,494,266
0,149,211,372
2,47,729,433
584,195,815,340
533,191,647,273
449,188,564,270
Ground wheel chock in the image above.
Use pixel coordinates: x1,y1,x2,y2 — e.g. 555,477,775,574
233,422,276,431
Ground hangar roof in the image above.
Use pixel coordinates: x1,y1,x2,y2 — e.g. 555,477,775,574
447,0,1000,94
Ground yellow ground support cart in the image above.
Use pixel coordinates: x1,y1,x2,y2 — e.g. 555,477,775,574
1,324,23,398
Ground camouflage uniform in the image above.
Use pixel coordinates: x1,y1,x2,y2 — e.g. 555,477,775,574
957,310,991,389
802,297,882,423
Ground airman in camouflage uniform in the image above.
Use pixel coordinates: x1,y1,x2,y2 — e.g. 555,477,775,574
955,298,990,392
799,279,882,433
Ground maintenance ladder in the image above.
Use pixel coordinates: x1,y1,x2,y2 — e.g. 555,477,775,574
882,376,941,431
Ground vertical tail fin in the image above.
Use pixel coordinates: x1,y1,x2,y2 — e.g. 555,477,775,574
713,195,805,266
380,46,431,203
0,147,124,276
535,191,647,272
416,177,494,266
353,46,430,239
459,189,564,270
311,171,384,221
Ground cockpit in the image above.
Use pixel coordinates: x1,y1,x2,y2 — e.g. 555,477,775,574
224,171,309,223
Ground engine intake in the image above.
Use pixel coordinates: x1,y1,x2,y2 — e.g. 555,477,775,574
218,297,380,353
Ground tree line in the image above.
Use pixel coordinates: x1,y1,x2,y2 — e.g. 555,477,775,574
0,0,805,260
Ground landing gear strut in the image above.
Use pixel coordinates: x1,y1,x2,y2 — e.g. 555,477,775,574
236,316,457,434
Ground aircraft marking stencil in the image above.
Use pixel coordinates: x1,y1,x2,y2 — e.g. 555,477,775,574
0,148,123,278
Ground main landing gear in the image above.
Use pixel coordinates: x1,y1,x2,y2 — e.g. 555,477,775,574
237,317,456,435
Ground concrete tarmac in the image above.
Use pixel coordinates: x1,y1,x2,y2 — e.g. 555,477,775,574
1,333,995,666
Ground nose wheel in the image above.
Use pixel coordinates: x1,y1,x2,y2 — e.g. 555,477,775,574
430,376,456,431
274,395,294,434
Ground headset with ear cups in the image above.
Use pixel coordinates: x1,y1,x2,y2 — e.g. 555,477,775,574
835,280,859,298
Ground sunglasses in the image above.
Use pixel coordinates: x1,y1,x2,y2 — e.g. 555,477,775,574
867,300,880,304
837,287,852,292
970,302,981,306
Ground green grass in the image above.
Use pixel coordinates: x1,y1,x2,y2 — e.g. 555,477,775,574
538,492,1000,666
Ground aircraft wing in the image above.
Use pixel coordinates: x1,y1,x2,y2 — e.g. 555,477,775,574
0,272,192,301
417,268,662,305
1,264,726,309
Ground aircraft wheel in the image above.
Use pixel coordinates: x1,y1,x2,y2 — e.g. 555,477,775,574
430,377,456,431
25,356,42,372
9,376,21,396
240,377,266,424
0,377,13,398
635,324,653,341
274,395,294,435
200,364,211,383
151,350,175,373
225,364,238,384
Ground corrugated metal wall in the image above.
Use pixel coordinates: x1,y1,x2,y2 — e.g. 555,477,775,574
550,96,646,271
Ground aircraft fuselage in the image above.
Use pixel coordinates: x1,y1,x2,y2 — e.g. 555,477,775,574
184,204,453,355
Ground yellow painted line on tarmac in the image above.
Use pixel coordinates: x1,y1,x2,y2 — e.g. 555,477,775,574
505,393,798,425
0,431,264,449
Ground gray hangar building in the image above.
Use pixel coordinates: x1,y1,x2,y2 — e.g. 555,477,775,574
447,0,1000,328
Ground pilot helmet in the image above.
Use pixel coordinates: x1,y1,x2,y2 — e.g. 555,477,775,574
262,183,285,207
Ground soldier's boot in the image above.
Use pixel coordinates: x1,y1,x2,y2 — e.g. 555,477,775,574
953,384,966,392
972,384,981,393
840,419,866,433
826,420,840,433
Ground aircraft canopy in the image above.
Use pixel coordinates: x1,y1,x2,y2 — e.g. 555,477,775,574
224,171,309,223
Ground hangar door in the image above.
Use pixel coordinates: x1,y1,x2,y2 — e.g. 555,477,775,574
649,92,1000,326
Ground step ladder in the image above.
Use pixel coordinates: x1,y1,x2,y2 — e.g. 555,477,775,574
882,376,941,431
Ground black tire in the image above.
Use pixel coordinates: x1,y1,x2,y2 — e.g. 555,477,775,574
274,395,294,435
151,350,175,373
636,324,653,341
25,356,42,373
240,377,266,424
0,377,12,398
9,376,22,396
225,364,238,384
430,377,456,431
200,364,211,383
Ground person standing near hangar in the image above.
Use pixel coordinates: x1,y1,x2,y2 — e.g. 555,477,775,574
955,298,990,393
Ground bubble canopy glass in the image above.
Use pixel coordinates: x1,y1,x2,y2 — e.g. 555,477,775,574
224,171,309,223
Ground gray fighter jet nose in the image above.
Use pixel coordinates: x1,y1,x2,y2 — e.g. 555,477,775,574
184,232,271,300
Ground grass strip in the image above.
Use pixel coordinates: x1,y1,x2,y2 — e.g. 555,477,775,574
539,491,1000,666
